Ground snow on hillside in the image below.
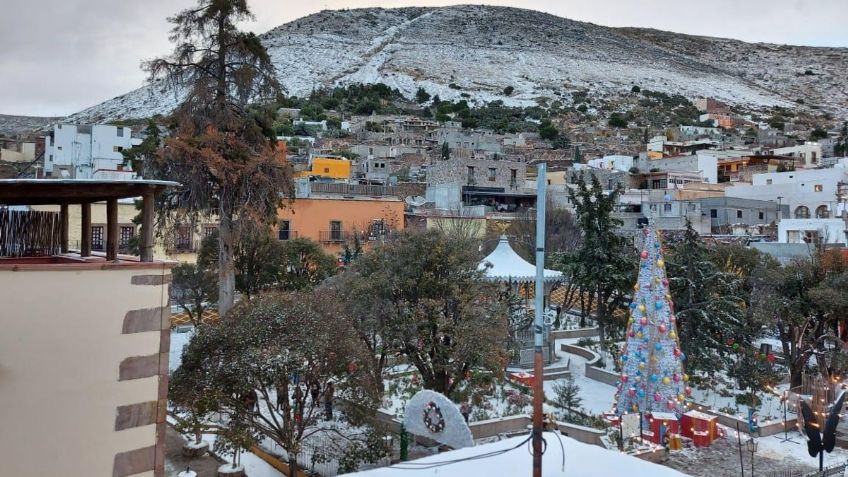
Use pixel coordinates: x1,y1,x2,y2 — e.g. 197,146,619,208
67,5,848,123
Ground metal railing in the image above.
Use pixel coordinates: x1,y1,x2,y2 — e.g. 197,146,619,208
311,182,398,197
319,230,349,243
277,230,299,241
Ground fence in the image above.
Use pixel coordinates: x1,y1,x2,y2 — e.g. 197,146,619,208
0,209,62,257
766,462,848,477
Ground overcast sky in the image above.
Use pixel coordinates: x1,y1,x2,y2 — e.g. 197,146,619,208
2,0,845,117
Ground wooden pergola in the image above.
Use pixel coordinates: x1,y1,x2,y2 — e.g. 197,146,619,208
0,179,178,262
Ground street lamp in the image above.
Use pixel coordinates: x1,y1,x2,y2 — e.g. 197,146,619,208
746,438,758,477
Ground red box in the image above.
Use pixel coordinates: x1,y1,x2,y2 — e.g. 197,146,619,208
681,411,718,447
644,412,680,445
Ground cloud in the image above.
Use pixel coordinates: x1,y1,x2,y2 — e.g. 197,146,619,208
2,0,845,117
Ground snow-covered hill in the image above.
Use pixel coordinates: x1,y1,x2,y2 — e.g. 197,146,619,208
68,5,848,123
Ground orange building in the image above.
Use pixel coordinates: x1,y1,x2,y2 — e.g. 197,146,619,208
277,194,405,255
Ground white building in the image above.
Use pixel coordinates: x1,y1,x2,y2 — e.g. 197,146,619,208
768,143,822,168
726,168,847,220
586,155,634,172
778,218,847,245
44,124,140,179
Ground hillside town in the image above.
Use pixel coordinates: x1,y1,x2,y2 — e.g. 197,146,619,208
2,2,848,477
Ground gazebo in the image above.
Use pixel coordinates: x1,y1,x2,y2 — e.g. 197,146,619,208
478,235,563,367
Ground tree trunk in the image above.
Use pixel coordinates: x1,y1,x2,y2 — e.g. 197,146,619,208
218,213,236,317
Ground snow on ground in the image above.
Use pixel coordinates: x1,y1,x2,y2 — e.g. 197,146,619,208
344,432,688,477
169,328,194,372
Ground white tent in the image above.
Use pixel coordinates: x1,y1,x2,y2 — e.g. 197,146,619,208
479,235,563,283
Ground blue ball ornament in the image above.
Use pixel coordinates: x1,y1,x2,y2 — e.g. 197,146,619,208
650,374,658,382
680,352,686,361
622,355,629,362
630,303,637,309
654,343,662,351
638,389,646,398
655,301,664,310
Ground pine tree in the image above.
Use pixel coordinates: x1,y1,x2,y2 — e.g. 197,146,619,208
415,87,431,104
666,222,745,376
553,375,582,417
558,175,635,361
145,0,293,316
615,225,689,416
441,141,451,160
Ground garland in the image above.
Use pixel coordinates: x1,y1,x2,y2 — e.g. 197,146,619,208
422,401,445,433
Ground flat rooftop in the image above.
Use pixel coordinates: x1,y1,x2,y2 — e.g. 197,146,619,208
0,179,179,205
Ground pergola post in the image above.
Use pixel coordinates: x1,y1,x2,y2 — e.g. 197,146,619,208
80,202,91,257
60,204,69,253
140,191,154,262
106,198,118,261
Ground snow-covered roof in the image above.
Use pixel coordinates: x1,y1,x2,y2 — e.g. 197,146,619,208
478,236,563,283
344,432,688,477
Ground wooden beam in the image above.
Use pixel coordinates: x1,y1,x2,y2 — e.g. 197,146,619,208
60,204,69,253
140,191,154,262
80,202,91,257
106,198,118,261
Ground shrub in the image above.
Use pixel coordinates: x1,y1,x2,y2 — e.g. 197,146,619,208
631,85,641,93
503,85,515,96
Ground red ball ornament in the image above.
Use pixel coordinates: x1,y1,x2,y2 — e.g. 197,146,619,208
621,374,629,383
662,278,669,287
628,388,637,397
672,373,680,383
659,324,667,333
640,317,648,326
685,387,693,396
654,392,662,402
628,330,636,338
673,348,681,357
348,361,358,373
640,250,649,259
667,400,676,410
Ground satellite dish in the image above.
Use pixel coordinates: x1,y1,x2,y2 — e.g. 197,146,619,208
403,390,473,449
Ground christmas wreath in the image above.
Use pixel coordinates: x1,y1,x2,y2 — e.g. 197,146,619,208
422,401,445,433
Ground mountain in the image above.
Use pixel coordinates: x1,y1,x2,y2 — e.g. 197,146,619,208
68,5,848,123
0,114,63,137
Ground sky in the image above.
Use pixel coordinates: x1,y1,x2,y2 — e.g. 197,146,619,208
2,0,846,117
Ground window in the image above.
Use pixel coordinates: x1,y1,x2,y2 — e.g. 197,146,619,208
119,226,134,249
176,228,192,250
278,220,292,240
57,146,62,150
510,169,518,187
117,127,124,137
467,166,475,184
203,226,217,238
330,220,342,241
814,184,823,192
758,211,764,220
663,203,672,212
488,168,497,181
816,205,830,218
113,146,123,152
736,210,743,219
794,206,810,219
710,209,718,218
91,226,104,250
766,179,773,185
323,167,330,173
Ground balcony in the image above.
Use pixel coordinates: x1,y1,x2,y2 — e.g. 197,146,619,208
319,230,349,243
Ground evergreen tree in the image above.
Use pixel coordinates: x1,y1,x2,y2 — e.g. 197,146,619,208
120,119,161,175
552,375,582,417
415,87,431,104
145,0,293,316
558,176,636,360
666,222,745,376
441,141,451,160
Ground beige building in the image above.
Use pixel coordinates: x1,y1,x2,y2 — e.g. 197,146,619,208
0,180,175,477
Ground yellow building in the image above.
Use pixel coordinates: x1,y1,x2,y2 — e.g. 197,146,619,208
296,156,352,180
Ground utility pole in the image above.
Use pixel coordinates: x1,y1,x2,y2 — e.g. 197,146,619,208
533,162,547,477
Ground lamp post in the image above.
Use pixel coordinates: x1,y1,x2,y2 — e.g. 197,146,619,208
746,438,758,477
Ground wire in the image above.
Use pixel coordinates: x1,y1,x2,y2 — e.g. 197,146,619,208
389,434,533,470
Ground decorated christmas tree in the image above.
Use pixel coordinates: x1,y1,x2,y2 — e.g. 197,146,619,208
614,225,690,417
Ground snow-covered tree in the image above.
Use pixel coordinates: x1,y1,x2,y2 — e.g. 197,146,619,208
557,175,636,359
666,222,745,376
173,290,380,476
346,230,510,397
552,375,582,417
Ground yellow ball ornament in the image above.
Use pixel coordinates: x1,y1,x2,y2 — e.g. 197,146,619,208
669,331,677,339
678,394,685,401
683,374,689,382
657,259,665,268
638,304,646,312
662,377,671,385
639,362,646,370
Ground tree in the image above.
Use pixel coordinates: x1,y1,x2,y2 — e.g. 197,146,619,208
172,263,218,327
810,128,828,140
276,238,337,290
608,113,628,128
631,85,641,93
121,120,162,175
503,86,515,96
556,176,635,361
539,119,559,141
752,249,848,387
175,290,380,476
552,375,582,417
441,141,451,160
145,0,293,316
415,87,431,104
349,230,510,396
666,222,746,377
